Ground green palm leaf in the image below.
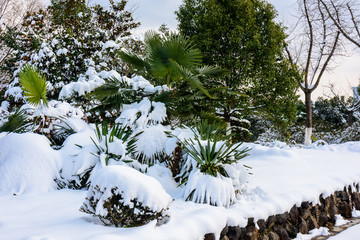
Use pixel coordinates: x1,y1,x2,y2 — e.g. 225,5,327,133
19,64,48,107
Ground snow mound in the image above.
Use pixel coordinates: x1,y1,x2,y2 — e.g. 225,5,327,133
183,169,236,208
87,165,172,213
0,133,61,194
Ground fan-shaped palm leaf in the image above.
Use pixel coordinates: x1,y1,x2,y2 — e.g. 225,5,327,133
19,64,48,107
0,109,31,133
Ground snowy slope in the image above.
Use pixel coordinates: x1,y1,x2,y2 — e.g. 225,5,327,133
1,142,360,240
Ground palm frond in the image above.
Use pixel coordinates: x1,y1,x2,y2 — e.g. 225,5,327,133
19,64,48,107
87,77,145,113
195,65,228,78
168,59,211,98
0,109,31,133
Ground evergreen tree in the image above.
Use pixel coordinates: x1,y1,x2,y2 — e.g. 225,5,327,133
176,0,300,127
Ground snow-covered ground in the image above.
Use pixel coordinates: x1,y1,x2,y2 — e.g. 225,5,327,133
1,139,360,240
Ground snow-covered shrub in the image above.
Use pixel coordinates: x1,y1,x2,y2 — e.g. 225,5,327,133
19,100,84,143
3,0,142,107
116,98,170,165
179,121,250,207
0,133,61,194
183,169,236,207
80,165,172,227
91,122,137,166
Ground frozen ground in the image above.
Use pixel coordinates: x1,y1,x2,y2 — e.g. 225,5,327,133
1,140,360,240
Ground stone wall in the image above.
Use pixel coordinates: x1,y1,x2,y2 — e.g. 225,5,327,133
204,184,360,240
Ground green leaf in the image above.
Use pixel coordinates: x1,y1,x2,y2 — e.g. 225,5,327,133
19,64,48,107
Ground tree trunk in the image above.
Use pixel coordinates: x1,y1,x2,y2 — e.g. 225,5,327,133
304,91,313,145
348,111,354,126
223,108,232,136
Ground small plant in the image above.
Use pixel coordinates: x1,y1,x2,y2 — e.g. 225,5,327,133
178,120,250,207
91,122,137,166
182,137,250,178
19,64,48,107
0,109,31,133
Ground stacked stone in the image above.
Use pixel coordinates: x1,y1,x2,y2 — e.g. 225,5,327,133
204,184,360,240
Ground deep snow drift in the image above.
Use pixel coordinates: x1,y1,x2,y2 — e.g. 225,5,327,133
1,139,360,240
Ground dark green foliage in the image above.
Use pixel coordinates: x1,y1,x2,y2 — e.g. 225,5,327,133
52,119,77,146
0,109,31,133
119,31,213,98
80,185,167,227
313,97,348,128
191,119,228,141
87,77,152,121
176,0,300,126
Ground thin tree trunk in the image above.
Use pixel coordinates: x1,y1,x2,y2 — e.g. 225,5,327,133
304,91,313,145
348,111,354,126
223,108,232,136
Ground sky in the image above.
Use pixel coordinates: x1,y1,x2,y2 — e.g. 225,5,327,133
43,0,359,100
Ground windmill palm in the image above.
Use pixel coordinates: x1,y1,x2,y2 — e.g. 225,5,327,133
19,64,48,107
118,31,214,98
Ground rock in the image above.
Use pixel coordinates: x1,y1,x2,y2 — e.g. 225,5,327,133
244,225,258,240
260,235,269,240
275,227,290,240
220,236,230,240
284,223,298,238
276,213,289,225
204,233,215,240
319,213,328,227
338,201,352,218
257,219,266,233
299,217,308,234
220,226,229,237
266,216,276,229
288,205,299,225
301,202,310,209
268,231,280,240
227,226,243,240
300,208,311,220
247,218,255,227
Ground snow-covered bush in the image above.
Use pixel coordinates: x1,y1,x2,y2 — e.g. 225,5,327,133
0,133,61,194
91,122,136,166
3,0,142,107
116,98,170,165
178,121,250,207
183,169,236,207
80,165,172,227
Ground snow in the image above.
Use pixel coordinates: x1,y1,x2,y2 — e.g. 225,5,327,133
328,224,360,240
83,165,172,214
1,140,360,239
294,227,330,240
182,169,236,207
0,133,61,194
334,214,350,226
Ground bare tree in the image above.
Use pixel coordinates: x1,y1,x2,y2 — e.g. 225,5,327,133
286,0,341,145
320,0,360,47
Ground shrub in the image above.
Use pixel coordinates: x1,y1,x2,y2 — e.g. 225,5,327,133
91,122,137,166
178,121,250,207
80,165,172,227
